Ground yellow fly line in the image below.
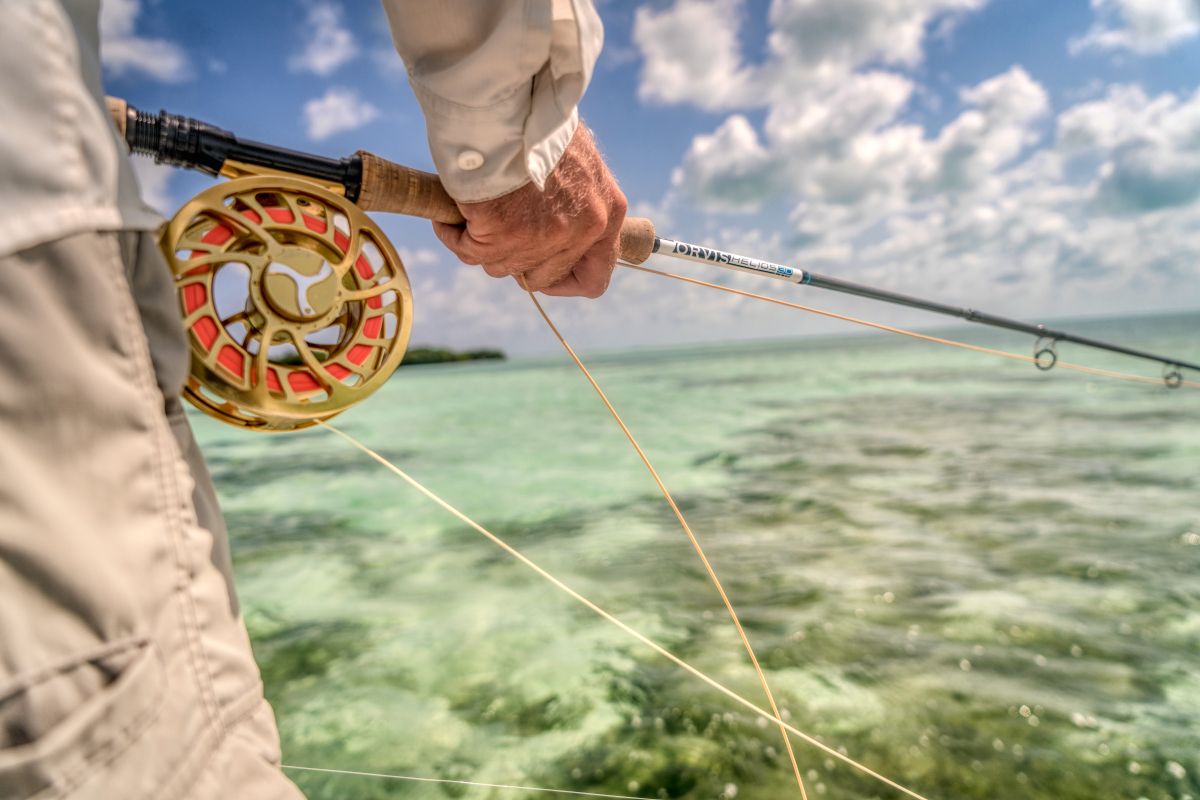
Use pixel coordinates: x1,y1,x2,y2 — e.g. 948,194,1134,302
525,289,810,800
295,262,1193,799
315,421,936,800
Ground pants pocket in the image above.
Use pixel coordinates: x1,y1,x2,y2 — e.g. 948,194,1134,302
0,637,165,798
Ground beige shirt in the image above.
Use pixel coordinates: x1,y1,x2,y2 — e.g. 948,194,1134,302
0,0,604,260
0,0,160,259
383,0,604,202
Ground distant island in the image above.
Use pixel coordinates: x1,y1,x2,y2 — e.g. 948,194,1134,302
400,346,506,366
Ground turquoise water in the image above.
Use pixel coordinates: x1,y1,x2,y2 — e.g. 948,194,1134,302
194,312,1200,800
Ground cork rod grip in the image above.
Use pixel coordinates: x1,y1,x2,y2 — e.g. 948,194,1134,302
356,150,465,225
617,216,656,265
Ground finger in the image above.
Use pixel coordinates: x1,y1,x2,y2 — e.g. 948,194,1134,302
541,241,618,299
431,221,481,266
541,198,623,298
539,264,608,299
519,254,584,292
439,220,574,280
476,240,574,281
517,205,609,291
435,221,530,276
517,240,595,292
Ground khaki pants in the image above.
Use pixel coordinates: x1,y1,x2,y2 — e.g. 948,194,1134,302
0,231,303,799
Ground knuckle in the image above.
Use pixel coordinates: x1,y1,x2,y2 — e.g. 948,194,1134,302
549,216,573,239
582,207,607,240
611,189,629,218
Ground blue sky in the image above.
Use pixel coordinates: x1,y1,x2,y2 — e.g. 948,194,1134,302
103,0,1200,355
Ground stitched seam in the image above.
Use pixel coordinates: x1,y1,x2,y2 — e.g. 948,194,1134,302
101,233,224,734
146,683,268,800
137,724,221,800
33,0,86,195
218,680,266,731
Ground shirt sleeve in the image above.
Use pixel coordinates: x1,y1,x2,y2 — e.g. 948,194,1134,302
381,0,603,203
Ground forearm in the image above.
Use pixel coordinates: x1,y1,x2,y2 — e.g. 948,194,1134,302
380,0,603,202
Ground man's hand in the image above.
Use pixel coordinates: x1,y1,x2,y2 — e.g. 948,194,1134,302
432,124,627,298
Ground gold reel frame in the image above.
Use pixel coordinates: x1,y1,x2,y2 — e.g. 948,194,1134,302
160,176,414,431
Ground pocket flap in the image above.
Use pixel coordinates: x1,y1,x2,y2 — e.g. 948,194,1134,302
0,640,165,798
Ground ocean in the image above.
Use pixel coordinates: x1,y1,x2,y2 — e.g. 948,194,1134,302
193,311,1199,800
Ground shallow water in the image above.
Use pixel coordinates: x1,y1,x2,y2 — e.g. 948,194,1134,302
195,312,1200,800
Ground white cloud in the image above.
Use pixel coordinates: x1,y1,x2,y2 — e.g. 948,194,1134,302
409,262,543,351
1070,0,1200,55
634,0,987,112
99,0,190,82
671,73,922,211
766,72,919,204
1057,84,1200,214
676,66,1047,213
130,157,176,216
767,0,987,75
633,0,756,109
1095,144,1200,213
1057,84,1185,153
672,116,781,212
661,52,1200,326
371,46,408,76
766,71,916,152
912,67,1049,197
303,88,380,141
289,2,358,76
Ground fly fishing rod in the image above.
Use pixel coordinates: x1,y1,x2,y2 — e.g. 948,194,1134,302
639,237,1200,379
108,98,1194,431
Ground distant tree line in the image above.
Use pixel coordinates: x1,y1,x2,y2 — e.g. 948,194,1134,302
400,346,506,366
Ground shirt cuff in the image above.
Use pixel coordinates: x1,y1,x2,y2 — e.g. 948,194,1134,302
410,71,582,204
403,0,600,204
408,80,520,202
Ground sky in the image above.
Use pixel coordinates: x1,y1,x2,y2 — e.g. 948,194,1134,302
101,0,1200,355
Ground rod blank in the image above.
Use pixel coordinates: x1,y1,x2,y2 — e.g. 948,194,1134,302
651,236,1199,375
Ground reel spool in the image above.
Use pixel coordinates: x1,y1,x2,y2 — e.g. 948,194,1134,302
160,176,413,431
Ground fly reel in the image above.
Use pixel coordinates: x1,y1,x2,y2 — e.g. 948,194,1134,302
160,176,413,431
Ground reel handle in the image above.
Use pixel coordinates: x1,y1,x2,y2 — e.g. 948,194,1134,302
354,149,658,265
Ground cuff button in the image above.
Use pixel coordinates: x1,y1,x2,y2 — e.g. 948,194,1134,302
456,149,485,171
